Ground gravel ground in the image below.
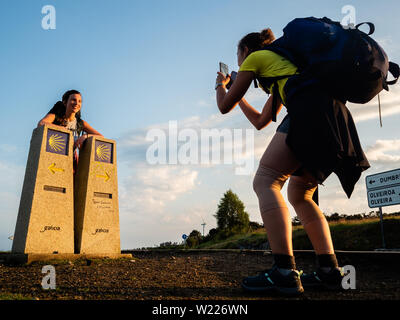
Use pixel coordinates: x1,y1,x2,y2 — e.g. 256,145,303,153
0,250,399,300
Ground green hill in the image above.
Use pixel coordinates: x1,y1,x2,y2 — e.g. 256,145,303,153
195,217,400,251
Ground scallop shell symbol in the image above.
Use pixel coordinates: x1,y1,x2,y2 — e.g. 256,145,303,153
48,134,66,152
96,144,111,161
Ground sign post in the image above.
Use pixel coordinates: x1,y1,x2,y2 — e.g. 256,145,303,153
182,234,188,249
378,207,386,249
366,168,400,249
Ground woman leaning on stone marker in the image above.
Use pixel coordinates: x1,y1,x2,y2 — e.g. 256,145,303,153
215,28,370,295
37,89,103,173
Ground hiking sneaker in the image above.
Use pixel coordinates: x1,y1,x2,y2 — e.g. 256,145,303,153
301,267,345,290
242,265,304,296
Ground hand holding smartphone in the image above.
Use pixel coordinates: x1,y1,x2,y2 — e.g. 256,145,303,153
219,62,237,89
218,62,237,89
227,71,237,89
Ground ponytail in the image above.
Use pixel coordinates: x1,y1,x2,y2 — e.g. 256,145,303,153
53,100,65,111
260,28,275,46
238,28,275,53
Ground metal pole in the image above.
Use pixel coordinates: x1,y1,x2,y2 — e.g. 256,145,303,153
379,207,386,249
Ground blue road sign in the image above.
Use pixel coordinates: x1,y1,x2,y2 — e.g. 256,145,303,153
182,234,188,240
366,168,400,208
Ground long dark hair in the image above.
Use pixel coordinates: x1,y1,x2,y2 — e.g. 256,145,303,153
51,90,82,120
62,89,82,122
51,89,84,135
238,28,275,55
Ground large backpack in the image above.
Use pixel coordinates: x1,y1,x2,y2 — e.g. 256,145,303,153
261,17,400,122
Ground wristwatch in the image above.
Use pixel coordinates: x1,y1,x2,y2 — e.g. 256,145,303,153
215,82,224,90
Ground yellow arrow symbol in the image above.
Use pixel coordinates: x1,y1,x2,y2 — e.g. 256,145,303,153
48,163,64,174
96,172,110,182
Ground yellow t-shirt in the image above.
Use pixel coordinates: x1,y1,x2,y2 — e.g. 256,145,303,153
239,50,298,105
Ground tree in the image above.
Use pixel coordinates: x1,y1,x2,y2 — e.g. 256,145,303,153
186,229,202,248
328,212,341,221
249,221,264,231
203,228,218,242
214,189,250,237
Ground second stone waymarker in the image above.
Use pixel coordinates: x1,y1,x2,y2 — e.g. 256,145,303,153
74,136,121,254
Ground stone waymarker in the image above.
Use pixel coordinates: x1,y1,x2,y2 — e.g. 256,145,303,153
12,125,74,254
74,136,121,254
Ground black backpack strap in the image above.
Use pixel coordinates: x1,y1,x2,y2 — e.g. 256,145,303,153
355,22,375,35
271,82,280,122
386,61,400,85
257,75,291,122
256,75,295,122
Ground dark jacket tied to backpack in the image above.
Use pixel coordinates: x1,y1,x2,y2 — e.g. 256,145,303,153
283,79,370,198
257,17,399,198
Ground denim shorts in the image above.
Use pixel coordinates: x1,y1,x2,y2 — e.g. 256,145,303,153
276,115,290,134
275,114,304,176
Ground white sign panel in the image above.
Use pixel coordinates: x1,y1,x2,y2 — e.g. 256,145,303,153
366,168,400,190
366,169,400,208
367,185,400,208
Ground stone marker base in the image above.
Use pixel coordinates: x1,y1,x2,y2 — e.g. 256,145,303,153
4,253,132,265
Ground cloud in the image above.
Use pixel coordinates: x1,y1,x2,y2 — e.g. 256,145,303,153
0,161,24,251
114,86,400,248
349,86,400,123
375,36,399,59
243,86,268,105
117,109,276,173
315,137,400,217
120,164,199,214
117,164,205,248
0,144,18,154
364,139,400,164
197,99,212,107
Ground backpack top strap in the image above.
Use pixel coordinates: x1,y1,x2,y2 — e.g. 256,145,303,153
386,61,400,86
355,22,375,35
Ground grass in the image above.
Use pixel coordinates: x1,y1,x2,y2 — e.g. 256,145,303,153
195,217,400,251
196,228,268,249
0,293,34,300
293,217,400,251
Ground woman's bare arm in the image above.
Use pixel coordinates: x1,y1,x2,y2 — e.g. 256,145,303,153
37,113,56,127
74,121,103,149
82,121,103,136
216,71,254,114
239,95,283,130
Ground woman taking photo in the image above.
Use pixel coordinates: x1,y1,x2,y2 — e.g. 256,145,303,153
215,28,370,295
38,90,103,172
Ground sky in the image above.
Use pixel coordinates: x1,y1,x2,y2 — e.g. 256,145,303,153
0,0,399,250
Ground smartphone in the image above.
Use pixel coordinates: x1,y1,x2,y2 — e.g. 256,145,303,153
219,62,229,77
226,71,237,89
